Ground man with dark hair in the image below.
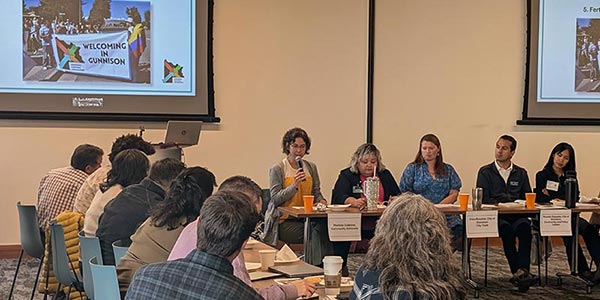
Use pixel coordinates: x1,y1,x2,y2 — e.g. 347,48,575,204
97,158,185,265
168,175,316,300
37,144,103,231
74,134,155,215
476,135,535,292
127,191,262,300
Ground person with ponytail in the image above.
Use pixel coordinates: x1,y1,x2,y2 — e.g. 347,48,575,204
116,166,216,296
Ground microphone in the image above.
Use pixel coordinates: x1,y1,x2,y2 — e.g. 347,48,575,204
296,156,306,182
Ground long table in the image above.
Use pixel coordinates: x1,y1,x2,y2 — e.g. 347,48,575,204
279,203,600,296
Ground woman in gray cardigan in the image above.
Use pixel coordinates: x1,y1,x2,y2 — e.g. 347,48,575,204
261,127,331,265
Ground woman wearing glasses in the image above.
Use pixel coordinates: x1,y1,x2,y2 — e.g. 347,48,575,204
262,127,330,265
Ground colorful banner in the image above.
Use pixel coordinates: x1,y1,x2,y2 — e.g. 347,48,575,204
52,31,131,80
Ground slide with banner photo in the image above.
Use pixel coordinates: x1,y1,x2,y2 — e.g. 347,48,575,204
15,0,192,94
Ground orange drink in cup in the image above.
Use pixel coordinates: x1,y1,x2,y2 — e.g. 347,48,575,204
525,193,536,209
458,193,469,211
303,195,314,212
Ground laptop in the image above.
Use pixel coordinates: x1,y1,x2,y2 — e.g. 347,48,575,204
269,263,324,278
164,121,202,146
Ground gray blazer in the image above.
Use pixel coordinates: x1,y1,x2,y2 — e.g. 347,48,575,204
261,159,324,245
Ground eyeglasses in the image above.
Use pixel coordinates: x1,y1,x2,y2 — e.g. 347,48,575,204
291,143,306,149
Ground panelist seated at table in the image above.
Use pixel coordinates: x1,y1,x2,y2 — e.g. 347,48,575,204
332,143,400,276
263,127,331,265
169,175,316,300
535,142,600,282
350,193,467,300
476,135,535,292
398,133,463,251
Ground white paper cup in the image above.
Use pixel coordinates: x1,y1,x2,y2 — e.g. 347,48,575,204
258,249,277,271
322,256,343,295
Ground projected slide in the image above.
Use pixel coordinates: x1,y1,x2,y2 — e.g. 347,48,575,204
4,0,194,96
538,0,600,102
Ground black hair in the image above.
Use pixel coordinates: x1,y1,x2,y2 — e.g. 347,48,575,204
70,144,104,171
148,158,186,188
108,134,155,163
150,166,216,230
281,127,311,155
499,135,517,152
100,149,149,192
543,142,576,172
218,175,262,205
197,190,261,257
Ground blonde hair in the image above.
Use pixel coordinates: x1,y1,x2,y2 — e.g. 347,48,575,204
349,143,386,174
364,193,466,300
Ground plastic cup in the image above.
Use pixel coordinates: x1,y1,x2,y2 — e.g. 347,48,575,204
458,193,469,211
303,195,314,212
323,256,343,295
526,193,536,209
258,249,277,271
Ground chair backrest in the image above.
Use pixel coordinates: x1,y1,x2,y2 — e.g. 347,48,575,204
261,188,271,214
89,257,120,300
78,230,102,299
49,222,78,286
17,202,45,258
112,240,129,265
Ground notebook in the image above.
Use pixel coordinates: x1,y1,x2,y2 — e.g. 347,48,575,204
164,121,202,146
269,263,324,278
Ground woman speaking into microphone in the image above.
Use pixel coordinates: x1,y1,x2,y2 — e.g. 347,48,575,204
262,127,331,265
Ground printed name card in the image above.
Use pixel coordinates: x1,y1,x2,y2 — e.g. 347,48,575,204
466,210,499,238
540,209,572,236
327,213,362,241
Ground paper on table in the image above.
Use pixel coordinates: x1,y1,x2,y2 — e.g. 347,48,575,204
577,202,600,207
276,244,298,261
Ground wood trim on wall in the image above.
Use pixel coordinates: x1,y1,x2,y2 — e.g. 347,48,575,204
0,245,26,259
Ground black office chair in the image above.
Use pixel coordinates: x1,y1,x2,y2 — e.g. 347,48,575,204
9,202,48,300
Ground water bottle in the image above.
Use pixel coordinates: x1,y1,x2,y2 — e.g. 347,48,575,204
565,171,577,209
472,187,483,210
363,177,380,211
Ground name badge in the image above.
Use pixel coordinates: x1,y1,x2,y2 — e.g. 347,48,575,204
352,185,363,194
509,181,519,186
546,180,559,192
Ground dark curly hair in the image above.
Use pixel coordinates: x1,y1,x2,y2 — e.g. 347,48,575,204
149,166,217,230
281,127,311,155
100,149,149,192
108,134,155,163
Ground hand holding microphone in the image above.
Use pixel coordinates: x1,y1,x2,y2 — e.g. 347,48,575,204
294,156,307,185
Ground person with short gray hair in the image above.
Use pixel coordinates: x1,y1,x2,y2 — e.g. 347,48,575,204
126,191,262,300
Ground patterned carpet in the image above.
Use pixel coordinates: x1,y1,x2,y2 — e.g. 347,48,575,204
3,246,600,299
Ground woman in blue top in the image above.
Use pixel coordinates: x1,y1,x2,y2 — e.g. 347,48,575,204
399,133,463,250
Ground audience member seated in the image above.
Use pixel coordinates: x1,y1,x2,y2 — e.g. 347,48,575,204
37,144,103,234
169,175,316,300
399,133,464,250
350,193,466,300
73,134,155,215
476,135,535,291
331,143,400,276
263,127,331,265
83,149,149,237
96,158,185,265
126,190,263,300
116,166,216,296
535,142,600,282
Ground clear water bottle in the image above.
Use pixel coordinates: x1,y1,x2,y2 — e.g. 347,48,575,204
565,171,577,209
363,177,380,211
472,187,483,210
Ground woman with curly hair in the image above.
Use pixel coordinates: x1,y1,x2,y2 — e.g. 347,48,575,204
351,193,466,300
116,166,216,295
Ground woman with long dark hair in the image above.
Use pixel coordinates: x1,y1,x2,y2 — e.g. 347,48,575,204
83,149,149,236
535,142,600,282
116,166,216,294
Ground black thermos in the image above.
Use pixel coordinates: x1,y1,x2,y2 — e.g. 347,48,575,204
565,170,577,209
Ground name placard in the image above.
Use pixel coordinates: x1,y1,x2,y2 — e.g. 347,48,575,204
327,213,362,242
466,210,499,238
540,209,572,236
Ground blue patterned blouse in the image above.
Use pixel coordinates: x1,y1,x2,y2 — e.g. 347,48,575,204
398,162,462,204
